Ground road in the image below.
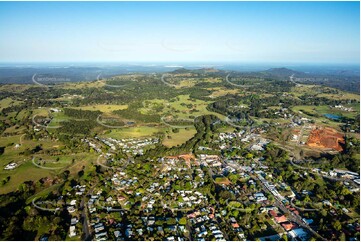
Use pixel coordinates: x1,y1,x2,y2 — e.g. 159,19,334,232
297,125,305,145
161,74,178,88
225,73,259,88
290,159,359,187
204,165,230,241
81,182,99,241
289,74,299,86
32,198,59,212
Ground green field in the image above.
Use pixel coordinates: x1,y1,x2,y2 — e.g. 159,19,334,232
47,111,71,128
207,87,240,98
0,161,53,194
72,104,128,113
101,126,165,139
162,127,197,147
0,148,98,194
0,134,67,194
291,84,360,101
292,105,359,120
0,97,23,111
61,80,105,89
140,95,225,120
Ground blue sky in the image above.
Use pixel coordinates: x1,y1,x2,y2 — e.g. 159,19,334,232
0,1,359,64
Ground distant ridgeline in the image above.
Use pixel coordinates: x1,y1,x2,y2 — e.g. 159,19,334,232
0,65,359,93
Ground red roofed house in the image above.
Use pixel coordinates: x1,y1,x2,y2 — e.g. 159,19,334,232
232,223,240,229
275,215,288,223
269,210,278,217
281,222,298,231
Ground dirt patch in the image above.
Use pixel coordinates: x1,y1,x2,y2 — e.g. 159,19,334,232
166,154,196,167
306,127,345,152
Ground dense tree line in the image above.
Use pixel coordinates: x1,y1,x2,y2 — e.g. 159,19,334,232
63,108,100,120
113,102,160,123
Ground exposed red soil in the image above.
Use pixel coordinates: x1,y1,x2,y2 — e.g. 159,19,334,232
166,154,196,167
306,127,345,152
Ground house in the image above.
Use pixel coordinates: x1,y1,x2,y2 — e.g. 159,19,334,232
269,210,288,223
95,226,105,233
232,223,240,229
71,217,78,225
69,226,76,237
106,196,113,203
157,226,164,234
114,230,122,239
289,228,309,241
125,228,133,238
69,200,77,206
39,234,49,241
275,215,288,223
323,200,332,206
4,163,17,170
281,222,298,231
342,208,349,213
302,218,314,225
230,217,237,223
95,232,108,240
67,206,76,213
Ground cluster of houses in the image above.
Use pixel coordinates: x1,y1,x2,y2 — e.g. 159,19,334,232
292,116,312,126
229,217,245,240
69,217,79,238
187,207,226,241
256,171,289,202
252,192,268,203
33,116,53,131
73,184,86,196
272,107,293,119
175,190,208,208
93,222,108,240
219,131,244,141
111,172,138,193
81,138,102,153
67,199,78,214
199,154,222,167
218,131,270,151
332,105,353,112
96,136,159,155
312,168,360,187
60,144,359,241
249,137,269,151
268,209,310,240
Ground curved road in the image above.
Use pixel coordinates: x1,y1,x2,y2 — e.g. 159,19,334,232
160,115,195,128
32,198,59,212
225,73,260,88
32,157,66,170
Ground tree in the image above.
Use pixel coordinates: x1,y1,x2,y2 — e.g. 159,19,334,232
179,217,187,225
282,234,288,241
339,232,346,241
332,220,342,231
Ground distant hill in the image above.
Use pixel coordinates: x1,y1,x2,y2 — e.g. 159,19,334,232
170,68,190,74
262,67,304,77
171,67,223,75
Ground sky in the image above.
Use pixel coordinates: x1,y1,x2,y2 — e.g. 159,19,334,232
0,1,359,64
